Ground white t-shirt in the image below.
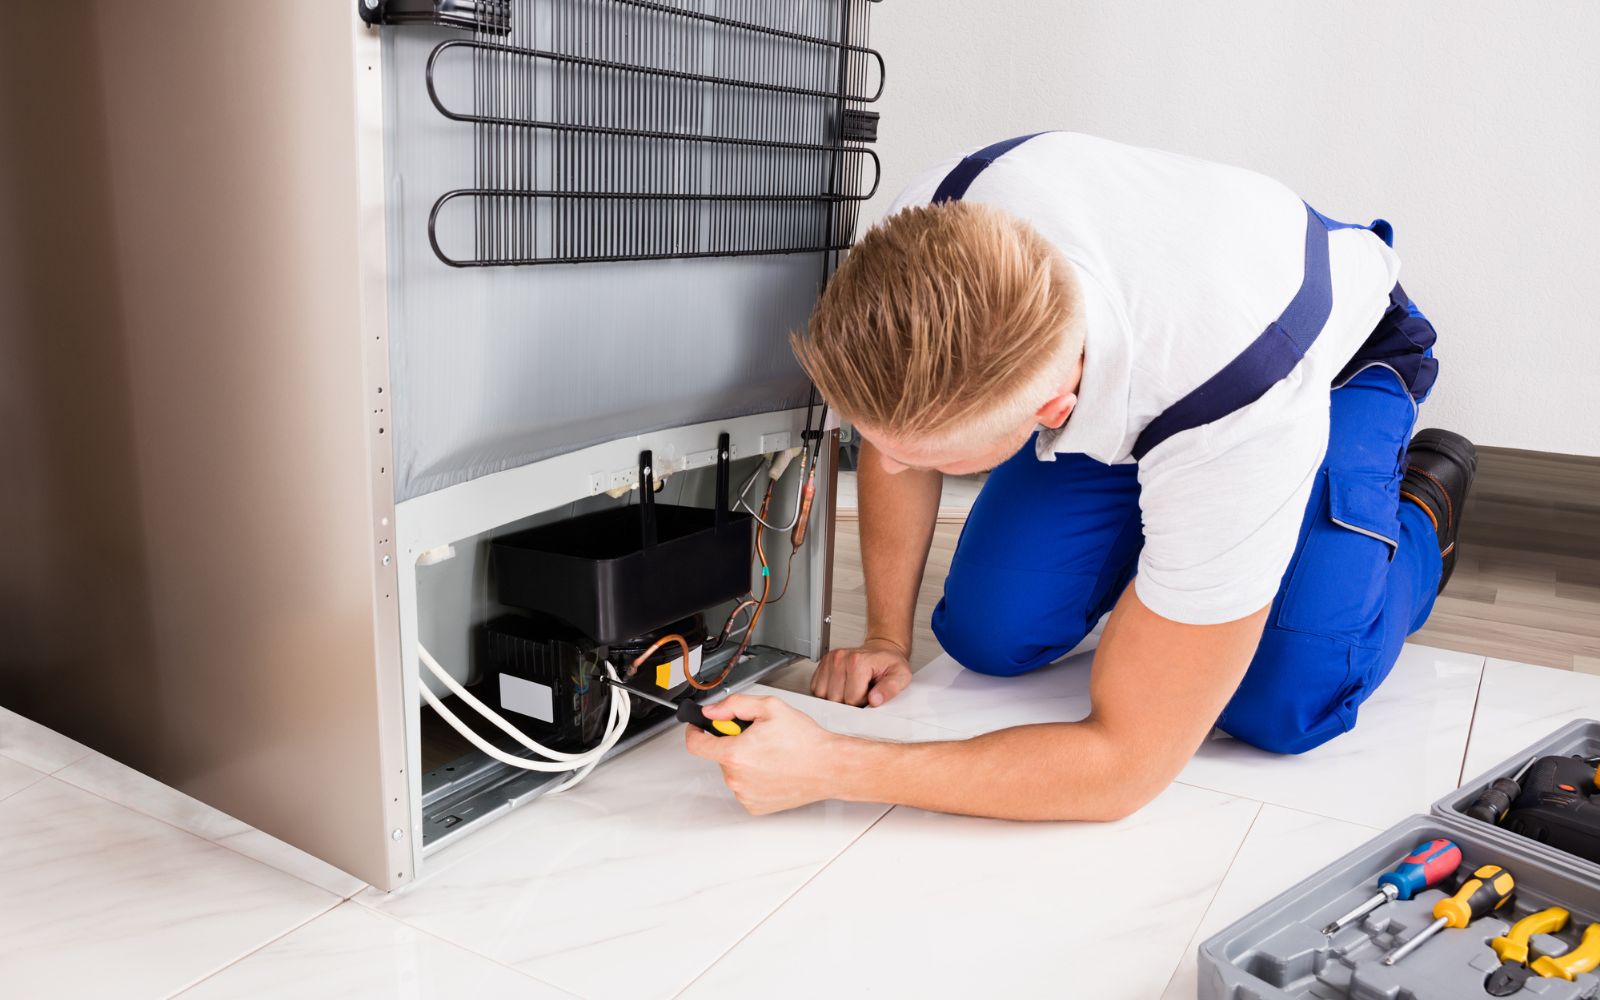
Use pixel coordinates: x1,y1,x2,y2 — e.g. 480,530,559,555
888,132,1403,625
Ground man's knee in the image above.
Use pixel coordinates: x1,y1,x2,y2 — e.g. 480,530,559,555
931,588,1095,678
1218,631,1365,755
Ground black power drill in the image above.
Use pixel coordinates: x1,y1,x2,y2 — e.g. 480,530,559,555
1467,755,1600,864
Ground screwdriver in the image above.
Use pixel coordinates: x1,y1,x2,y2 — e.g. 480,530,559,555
600,676,752,736
1383,863,1515,965
1322,839,1462,935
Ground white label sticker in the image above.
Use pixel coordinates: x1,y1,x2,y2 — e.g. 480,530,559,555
499,673,554,723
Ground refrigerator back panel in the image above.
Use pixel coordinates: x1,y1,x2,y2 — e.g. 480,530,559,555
379,0,880,500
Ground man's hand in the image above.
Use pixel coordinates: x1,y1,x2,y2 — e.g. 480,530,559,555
685,694,851,815
809,637,913,707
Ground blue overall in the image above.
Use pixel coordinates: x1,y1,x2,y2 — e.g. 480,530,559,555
927,134,1444,754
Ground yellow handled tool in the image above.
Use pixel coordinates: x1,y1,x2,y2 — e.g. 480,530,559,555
1532,924,1600,982
1384,863,1515,966
599,676,751,736
1493,907,1571,965
1487,907,1570,995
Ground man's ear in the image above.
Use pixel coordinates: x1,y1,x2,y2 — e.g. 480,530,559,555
1034,391,1078,430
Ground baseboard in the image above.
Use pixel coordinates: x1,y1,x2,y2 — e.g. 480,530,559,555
834,447,1600,558
1459,446,1600,558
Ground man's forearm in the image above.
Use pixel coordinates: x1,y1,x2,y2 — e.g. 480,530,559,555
819,591,1267,823
857,439,942,651
827,721,1151,822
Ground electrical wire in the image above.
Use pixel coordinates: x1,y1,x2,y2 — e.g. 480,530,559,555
420,644,592,762
418,653,631,794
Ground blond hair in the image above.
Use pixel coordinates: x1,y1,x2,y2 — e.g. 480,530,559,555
792,200,1083,448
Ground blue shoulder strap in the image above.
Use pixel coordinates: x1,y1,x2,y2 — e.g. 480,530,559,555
932,133,1049,203
1131,205,1337,461
935,138,1365,464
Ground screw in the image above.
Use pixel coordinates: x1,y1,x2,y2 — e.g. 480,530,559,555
391,828,404,841
823,615,832,624
364,0,379,9
643,465,652,476
382,554,391,566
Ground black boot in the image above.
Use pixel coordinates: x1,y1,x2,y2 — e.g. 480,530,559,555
1400,429,1478,593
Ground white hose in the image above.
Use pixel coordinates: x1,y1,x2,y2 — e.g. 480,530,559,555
419,644,592,762
418,646,632,793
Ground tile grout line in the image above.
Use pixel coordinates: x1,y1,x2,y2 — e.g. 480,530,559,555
0,744,92,777
1457,656,1491,788
365,907,587,998
226,900,585,999
1170,779,1386,834
164,897,343,999
1156,799,1264,1000
0,766,49,807
670,804,902,999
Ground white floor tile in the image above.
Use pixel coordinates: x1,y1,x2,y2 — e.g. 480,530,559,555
685,783,1261,1000
864,642,1098,735
0,777,338,1000
1178,644,1485,828
0,753,46,802
55,751,366,898
179,902,575,1000
0,703,92,773
359,686,954,1000
1160,805,1381,1000
1460,658,1600,780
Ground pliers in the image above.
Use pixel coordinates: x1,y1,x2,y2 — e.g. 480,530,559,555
1486,907,1600,995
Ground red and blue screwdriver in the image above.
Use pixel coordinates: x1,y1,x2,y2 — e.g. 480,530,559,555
1321,838,1463,935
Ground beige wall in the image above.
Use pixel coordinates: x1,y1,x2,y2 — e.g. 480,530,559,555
0,2,405,885
865,1,1600,457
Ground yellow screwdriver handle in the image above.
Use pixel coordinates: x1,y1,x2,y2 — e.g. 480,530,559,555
1493,907,1570,964
1435,864,1516,929
1532,924,1600,981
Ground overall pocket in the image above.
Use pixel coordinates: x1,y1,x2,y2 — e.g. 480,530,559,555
1276,467,1400,644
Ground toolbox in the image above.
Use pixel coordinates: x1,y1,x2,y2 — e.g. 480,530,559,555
1198,720,1600,999
1435,720,1600,882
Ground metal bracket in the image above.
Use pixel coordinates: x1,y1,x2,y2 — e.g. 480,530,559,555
842,109,880,144
358,0,511,34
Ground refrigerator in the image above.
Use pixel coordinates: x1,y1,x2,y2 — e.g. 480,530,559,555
0,0,881,889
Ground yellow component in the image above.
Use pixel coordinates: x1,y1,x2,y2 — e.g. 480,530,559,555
655,662,671,689
712,719,743,736
1436,865,1514,928
1492,907,1569,965
1532,924,1600,981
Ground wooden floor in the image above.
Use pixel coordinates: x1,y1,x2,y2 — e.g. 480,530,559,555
1413,446,1600,671
826,446,1600,675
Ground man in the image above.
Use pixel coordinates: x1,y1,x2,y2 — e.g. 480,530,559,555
686,131,1476,821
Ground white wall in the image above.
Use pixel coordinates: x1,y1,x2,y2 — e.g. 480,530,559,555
863,2,1600,457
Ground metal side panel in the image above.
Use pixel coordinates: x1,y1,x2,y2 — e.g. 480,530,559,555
0,3,412,889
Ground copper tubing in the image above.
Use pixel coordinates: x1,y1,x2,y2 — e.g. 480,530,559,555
789,471,817,548
630,632,695,688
